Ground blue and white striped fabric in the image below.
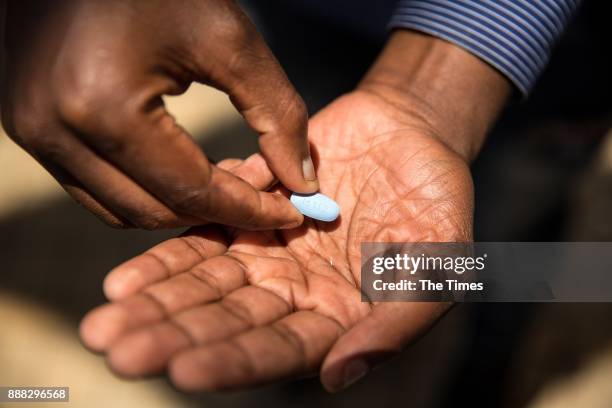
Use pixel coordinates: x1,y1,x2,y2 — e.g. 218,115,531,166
389,0,581,95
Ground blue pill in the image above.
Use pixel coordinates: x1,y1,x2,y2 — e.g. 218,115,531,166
290,192,340,222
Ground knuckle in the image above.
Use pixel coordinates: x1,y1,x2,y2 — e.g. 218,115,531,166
53,64,137,133
55,94,133,156
220,20,268,77
193,7,255,75
223,44,259,85
251,92,307,143
163,167,213,216
29,134,66,161
55,82,138,156
265,92,308,137
286,94,308,130
55,77,106,129
7,112,65,159
222,8,254,46
166,189,209,216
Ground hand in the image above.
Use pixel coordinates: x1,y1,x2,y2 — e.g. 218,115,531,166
80,89,475,391
80,31,510,391
1,0,316,230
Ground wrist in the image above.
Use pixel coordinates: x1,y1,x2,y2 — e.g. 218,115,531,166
358,30,511,162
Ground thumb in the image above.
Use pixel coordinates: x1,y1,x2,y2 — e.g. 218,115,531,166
320,302,451,392
194,7,318,194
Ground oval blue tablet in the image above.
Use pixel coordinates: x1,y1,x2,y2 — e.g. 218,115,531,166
290,192,340,222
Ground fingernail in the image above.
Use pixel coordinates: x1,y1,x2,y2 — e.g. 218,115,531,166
342,359,369,390
302,156,317,181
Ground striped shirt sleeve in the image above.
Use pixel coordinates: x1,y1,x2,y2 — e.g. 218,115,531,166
389,0,581,95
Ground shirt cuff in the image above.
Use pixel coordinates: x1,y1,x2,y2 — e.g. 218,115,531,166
389,0,580,96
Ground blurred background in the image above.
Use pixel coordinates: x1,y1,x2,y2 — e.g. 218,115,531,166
1,0,611,407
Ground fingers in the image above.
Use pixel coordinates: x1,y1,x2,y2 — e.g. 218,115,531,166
4,0,311,230
106,285,291,377
15,123,199,229
143,255,248,314
6,110,292,230
56,82,303,229
82,254,247,351
40,160,131,228
219,153,277,191
320,302,451,392
170,311,344,391
101,156,279,301
204,165,304,229
103,226,228,300
80,294,167,353
194,8,318,194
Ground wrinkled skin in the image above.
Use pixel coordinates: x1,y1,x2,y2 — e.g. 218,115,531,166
80,90,474,392
1,0,315,230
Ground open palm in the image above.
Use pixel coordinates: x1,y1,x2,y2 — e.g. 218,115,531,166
80,90,474,391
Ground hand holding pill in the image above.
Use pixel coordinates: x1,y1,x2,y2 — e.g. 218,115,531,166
82,89,475,394
1,0,316,231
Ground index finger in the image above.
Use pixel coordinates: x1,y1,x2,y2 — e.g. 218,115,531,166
58,86,302,229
